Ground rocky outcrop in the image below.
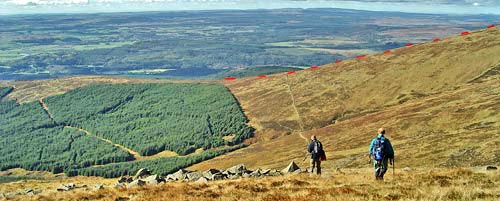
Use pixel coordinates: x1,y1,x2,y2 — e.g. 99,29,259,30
114,160,302,188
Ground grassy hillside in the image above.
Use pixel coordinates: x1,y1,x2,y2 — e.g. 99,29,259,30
8,168,500,201
189,27,500,171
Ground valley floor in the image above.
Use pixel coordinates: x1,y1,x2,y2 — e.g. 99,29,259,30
2,167,499,200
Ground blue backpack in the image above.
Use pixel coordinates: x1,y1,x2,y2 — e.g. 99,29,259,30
373,138,386,161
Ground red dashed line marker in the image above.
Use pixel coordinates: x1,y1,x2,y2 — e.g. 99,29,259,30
257,75,267,78
487,25,495,29
224,77,236,81
356,55,367,59
405,43,413,47
461,31,470,36
335,59,342,64
383,50,392,54
287,71,296,75
310,65,319,70
433,38,441,42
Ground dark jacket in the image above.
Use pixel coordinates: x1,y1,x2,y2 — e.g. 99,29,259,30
308,140,323,159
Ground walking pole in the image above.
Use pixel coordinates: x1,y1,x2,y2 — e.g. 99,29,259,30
392,157,395,179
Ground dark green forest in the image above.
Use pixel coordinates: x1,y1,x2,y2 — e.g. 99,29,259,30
0,100,133,173
0,83,252,176
44,83,253,156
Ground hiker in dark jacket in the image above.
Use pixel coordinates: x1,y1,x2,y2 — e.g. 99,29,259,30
307,135,324,175
369,128,394,180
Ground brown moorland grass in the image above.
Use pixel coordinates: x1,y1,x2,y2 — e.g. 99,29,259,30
9,168,498,201
190,27,500,171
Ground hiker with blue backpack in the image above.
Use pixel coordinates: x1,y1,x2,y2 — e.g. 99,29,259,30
307,135,326,175
369,128,395,180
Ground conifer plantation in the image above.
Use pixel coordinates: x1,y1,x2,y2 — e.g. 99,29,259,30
0,83,253,176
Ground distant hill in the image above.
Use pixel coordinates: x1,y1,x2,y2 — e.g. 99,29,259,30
189,27,500,171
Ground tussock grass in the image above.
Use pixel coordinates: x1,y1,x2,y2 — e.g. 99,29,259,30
20,168,500,201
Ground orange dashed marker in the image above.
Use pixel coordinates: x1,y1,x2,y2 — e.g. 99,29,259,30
310,65,319,70
405,43,413,47
287,71,296,75
257,75,267,78
224,77,236,81
356,55,366,59
487,25,495,29
335,59,342,64
433,38,441,42
383,50,392,54
461,31,470,35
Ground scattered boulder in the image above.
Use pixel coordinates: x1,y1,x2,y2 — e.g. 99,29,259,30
118,176,133,183
226,164,247,175
196,177,209,183
94,184,104,191
24,189,34,194
67,183,76,190
127,179,146,188
134,168,151,180
57,185,70,191
282,161,300,173
168,169,190,181
184,171,203,182
260,169,271,175
242,173,252,178
144,174,164,185
486,166,497,171
5,192,21,199
402,167,414,171
212,173,227,181
268,169,282,176
203,169,221,179
114,183,126,189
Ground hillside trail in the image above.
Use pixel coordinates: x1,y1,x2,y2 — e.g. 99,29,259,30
38,99,54,120
64,126,143,160
284,75,309,143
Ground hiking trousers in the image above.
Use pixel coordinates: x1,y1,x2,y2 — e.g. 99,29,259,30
310,158,321,175
373,158,389,179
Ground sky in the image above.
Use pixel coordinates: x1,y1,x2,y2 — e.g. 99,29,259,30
0,0,499,15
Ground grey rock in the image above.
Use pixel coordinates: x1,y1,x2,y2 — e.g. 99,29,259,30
227,174,240,180
57,185,70,191
144,174,164,185
242,173,251,178
5,192,21,199
260,169,271,175
168,169,190,181
486,166,497,170
282,161,300,173
134,168,151,180
127,179,146,188
226,164,247,175
250,169,262,177
202,169,221,179
24,189,34,194
94,184,104,191
118,176,133,183
114,183,126,189
212,173,227,180
184,171,203,182
67,183,76,189
402,167,414,171
196,177,209,183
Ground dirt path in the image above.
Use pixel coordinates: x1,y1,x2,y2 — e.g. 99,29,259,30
284,75,308,143
64,126,143,160
38,99,54,120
